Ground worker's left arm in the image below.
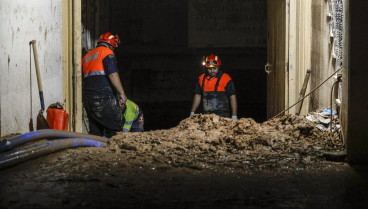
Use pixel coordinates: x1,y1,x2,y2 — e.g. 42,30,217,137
230,95,238,117
225,80,238,120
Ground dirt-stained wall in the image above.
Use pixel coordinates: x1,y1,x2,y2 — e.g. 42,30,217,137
310,0,340,111
81,0,110,55
0,0,63,136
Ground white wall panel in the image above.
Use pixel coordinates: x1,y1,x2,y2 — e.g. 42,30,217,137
0,0,62,136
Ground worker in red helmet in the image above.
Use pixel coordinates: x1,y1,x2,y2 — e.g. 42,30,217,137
190,54,238,120
82,32,128,137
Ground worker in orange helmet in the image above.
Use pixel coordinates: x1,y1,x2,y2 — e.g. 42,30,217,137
190,54,238,121
82,32,128,137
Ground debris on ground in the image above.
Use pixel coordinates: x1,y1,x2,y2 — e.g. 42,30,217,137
0,114,345,174
0,114,363,209
107,113,343,171
305,109,343,147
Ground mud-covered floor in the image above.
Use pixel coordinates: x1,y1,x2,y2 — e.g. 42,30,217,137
1,114,368,209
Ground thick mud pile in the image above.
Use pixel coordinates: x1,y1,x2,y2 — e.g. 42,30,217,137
0,114,354,209
107,114,341,171
0,114,343,174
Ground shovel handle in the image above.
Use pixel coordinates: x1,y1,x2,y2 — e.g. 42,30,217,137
30,40,45,111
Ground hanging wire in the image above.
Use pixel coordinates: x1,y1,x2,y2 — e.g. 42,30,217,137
270,68,341,120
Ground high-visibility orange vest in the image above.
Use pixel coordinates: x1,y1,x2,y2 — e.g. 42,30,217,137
198,73,232,92
198,72,232,117
82,46,114,78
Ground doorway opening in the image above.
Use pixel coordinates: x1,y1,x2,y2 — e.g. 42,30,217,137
82,0,268,130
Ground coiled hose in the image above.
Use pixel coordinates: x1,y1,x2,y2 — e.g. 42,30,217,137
0,129,108,153
0,138,105,170
0,129,109,170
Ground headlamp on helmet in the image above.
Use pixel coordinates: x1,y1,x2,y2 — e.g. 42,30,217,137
201,56,206,66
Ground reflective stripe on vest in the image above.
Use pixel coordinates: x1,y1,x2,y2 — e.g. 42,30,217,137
84,71,106,77
82,46,114,78
124,121,134,125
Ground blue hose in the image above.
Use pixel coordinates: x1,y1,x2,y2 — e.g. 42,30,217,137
0,138,106,170
0,129,108,153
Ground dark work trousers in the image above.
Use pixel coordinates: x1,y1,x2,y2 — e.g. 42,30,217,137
83,95,122,138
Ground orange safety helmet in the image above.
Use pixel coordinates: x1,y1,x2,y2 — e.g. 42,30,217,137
204,54,222,68
98,32,120,48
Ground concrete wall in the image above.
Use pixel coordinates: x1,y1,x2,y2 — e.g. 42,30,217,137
0,0,63,136
81,0,110,54
310,0,338,111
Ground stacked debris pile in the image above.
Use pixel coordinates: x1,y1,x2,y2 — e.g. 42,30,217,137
109,114,336,171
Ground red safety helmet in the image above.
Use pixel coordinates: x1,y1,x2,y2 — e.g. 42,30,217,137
98,32,120,48
204,54,222,68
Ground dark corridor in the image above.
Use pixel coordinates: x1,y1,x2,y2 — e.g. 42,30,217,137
82,0,267,130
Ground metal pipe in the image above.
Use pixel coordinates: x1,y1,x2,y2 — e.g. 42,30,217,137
330,75,344,146
0,129,108,153
0,138,105,170
330,80,339,133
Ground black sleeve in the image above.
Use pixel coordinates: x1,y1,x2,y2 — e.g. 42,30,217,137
103,54,118,75
194,77,202,95
225,80,236,97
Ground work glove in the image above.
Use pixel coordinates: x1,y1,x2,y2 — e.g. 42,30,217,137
231,116,238,121
190,112,195,116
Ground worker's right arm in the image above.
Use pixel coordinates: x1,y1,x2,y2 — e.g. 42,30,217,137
190,77,203,116
109,72,127,105
190,94,201,115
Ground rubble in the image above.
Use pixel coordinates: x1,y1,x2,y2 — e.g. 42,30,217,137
0,114,345,174
0,114,351,209
107,113,343,171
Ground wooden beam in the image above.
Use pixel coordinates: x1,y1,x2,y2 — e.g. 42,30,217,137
73,0,83,132
62,0,72,131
